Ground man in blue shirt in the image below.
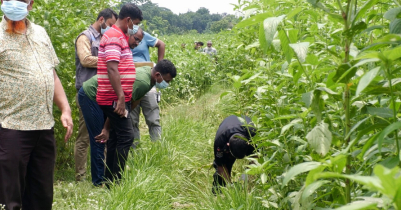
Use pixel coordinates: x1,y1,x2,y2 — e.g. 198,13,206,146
130,31,165,143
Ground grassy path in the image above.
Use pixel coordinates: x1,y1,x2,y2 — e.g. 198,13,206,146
52,87,265,209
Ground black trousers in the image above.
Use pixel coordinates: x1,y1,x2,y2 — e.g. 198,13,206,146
0,126,55,210
100,102,135,183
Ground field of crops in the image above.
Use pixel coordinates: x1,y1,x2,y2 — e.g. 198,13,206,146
7,0,401,209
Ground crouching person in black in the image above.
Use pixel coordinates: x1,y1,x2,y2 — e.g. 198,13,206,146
212,115,257,194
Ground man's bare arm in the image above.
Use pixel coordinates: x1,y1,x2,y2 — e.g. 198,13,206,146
53,69,73,142
155,40,165,62
107,61,125,116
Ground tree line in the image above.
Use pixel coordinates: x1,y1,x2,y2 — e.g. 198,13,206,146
119,0,239,34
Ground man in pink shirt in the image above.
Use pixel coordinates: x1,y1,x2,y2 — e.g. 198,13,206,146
96,3,142,184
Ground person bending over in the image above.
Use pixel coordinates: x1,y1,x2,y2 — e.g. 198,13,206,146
212,115,257,194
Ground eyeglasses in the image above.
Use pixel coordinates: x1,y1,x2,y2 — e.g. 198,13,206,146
133,36,141,44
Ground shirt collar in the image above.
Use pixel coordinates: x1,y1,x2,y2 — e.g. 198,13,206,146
88,25,100,38
111,25,128,40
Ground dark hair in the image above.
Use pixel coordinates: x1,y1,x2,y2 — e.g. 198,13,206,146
229,134,248,159
198,42,204,46
155,59,177,78
119,3,143,21
97,8,118,21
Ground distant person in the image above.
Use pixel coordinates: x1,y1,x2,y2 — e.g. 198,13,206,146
131,30,166,142
0,0,73,209
77,27,143,187
196,41,204,52
96,3,142,184
74,8,118,183
203,41,217,56
212,115,257,194
181,43,186,51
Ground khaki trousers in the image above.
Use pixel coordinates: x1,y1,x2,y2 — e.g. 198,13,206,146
74,94,90,181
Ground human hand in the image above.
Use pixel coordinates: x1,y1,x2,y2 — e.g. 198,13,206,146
95,128,109,144
114,98,126,117
61,112,73,142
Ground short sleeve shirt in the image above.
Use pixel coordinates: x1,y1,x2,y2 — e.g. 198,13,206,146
83,66,152,102
96,25,136,106
0,17,59,130
214,115,257,166
131,32,158,62
203,47,217,55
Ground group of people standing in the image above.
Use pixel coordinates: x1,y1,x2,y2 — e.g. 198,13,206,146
73,6,171,188
0,1,257,209
0,1,177,209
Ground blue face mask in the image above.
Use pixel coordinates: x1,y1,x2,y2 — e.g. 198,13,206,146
101,26,110,35
155,75,169,89
127,20,139,35
1,0,30,21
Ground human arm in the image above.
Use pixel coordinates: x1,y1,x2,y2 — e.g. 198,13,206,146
155,39,165,62
53,69,73,142
131,98,142,110
76,35,98,68
107,61,126,117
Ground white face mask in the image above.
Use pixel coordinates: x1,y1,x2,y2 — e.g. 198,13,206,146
1,0,30,21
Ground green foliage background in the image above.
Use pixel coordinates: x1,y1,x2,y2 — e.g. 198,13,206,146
3,0,401,208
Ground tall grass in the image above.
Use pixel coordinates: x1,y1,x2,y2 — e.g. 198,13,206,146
53,86,266,209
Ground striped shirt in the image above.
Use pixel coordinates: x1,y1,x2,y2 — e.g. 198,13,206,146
96,25,136,106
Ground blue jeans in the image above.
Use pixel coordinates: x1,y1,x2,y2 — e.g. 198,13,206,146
77,87,106,186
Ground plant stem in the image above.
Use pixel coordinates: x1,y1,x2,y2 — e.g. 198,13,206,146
343,0,352,204
387,65,401,166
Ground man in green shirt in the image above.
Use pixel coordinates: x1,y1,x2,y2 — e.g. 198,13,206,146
77,59,176,186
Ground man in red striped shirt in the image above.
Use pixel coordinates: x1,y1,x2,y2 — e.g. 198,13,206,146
96,3,142,184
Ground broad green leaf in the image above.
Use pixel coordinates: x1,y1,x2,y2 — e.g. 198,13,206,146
302,91,313,108
288,29,298,43
356,67,380,96
356,51,380,60
306,122,332,156
306,54,318,65
281,118,303,135
383,46,401,61
287,7,303,19
245,41,260,50
259,22,268,53
272,39,281,52
333,63,357,83
383,78,401,87
282,162,322,186
390,19,401,34
272,114,297,120
352,0,379,25
236,12,273,28
316,87,338,95
301,180,330,202
344,117,370,141
373,164,401,204
367,107,394,118
384,7,401,21
314,172,382,190
334,202,378,210
289,42,310,63
378,121,401,153
343,22,367,39
354,58,380,67
263,15,286,46
279,30,293,63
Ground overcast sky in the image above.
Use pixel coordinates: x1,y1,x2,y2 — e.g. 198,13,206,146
150,0,239,15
